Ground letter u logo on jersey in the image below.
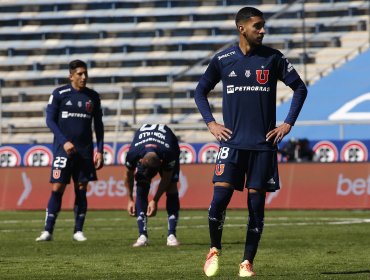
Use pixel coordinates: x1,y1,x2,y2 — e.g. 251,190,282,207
215,164,225,176
256,70,269,84
86,100,94,113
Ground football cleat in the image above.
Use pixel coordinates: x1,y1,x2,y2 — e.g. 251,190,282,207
73,231,87,242
204,247,220,277
166,234,180,246
239,260,256,277
132,234,148,247
36,231,53,242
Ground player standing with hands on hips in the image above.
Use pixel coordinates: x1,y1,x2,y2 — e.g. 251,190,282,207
124,124,181,247
36,60,104,242
194,7,307,277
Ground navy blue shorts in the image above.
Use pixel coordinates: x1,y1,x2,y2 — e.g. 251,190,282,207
50,152,97,184
212,146,280,192
135,159,180,183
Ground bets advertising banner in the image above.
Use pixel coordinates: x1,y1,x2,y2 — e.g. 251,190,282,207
0,163,369,210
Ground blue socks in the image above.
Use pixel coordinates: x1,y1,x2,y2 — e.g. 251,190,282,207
135,184,150,236
74,188,87,233
208,186,234,249
244,191,266,263
45,191,62,234
166,192,180,236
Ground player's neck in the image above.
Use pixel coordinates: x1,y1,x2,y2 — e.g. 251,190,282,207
238,40,258,56
239,42,252,56
71,84,85,92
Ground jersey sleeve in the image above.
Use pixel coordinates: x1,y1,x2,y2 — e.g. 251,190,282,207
276,51,301,86
284,78,308,125
275,51,308,125
45,89,68,145
194,56,221,124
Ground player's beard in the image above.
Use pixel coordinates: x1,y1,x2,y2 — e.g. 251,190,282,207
242,32,262,49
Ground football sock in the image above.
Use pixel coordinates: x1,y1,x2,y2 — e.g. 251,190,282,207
166,192,180,236
45,191,62,234
74,188,87,233
135,184,150,236
244,191,266,263
208,186,234,249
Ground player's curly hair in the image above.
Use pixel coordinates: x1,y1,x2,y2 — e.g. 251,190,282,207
235,7,263,26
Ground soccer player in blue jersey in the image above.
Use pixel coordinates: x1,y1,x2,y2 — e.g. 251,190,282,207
36,60,104,242
124,124,181,247
195,7,307,277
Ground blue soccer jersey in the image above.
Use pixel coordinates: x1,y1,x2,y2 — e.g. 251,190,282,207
125,124,180,171
195,45,302,151
46,84,104,158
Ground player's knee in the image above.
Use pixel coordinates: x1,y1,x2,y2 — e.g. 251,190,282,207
248,188,266,195
76,183,88,191
214,182,233,188
52,183,66,193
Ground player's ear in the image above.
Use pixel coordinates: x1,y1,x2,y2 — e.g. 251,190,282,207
238,25,244,33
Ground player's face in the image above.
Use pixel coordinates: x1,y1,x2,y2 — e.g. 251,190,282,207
70,67,88,91
239,16,265,47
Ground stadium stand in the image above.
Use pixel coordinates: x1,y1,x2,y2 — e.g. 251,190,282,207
0,0,369,144
277,47,370,140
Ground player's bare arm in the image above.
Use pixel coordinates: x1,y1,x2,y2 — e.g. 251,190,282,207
94,152,104,170
124,169,136,216
207,121,232,142
63,141,76,155
147,169,173,217
266,123,292,145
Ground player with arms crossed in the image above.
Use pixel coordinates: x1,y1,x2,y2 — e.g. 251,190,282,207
124,124,181,247
36,60,104,242
194,7,307,277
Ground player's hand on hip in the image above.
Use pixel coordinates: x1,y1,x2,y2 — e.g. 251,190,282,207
207,121,232,142
146,200,158,217
266,123,292,145
94,152,104,170
127,199,136,216
63,141,76,155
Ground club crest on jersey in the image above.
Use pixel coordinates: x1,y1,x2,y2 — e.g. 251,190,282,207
245,70,251,78
86,100,94,113
256,70,269,84
215,164,225,176
53,169,61,179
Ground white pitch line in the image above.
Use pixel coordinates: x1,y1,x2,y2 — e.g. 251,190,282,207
1,218,370,233
0,216,367,224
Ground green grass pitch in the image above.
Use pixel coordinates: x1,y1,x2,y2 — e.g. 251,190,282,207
1,209,369,279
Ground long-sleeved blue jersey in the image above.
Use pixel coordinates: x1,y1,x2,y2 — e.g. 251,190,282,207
195,45,306,151
46,84,104,158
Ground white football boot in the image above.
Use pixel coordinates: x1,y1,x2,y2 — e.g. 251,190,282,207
166,234,180,246
132,234,148,247
73,231,87,241
36,231,53,242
